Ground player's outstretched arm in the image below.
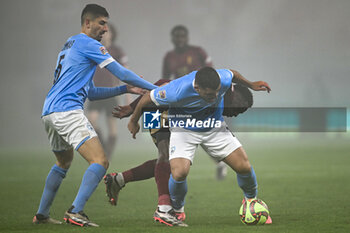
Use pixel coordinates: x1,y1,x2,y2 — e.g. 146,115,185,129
126,85,147,95
113,105,134,119
106,61,157,90
88,84,128,101
230,69,271,93
112,94,142,118
128,92,153,139
113,78,170,119
88,83,146,101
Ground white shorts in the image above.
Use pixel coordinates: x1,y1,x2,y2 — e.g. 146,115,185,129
169,122,242,164
42,109,97,152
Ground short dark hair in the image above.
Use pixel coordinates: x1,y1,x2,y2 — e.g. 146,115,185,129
171,25,188,36
81,4,109,26
223,84,253,117
195,67,220,89
233,84,253,107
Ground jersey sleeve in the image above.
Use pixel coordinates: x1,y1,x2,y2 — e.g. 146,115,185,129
150,82,177,106
82,39,115,68
105,62,157,90
217,69,234,89
87,80,127,101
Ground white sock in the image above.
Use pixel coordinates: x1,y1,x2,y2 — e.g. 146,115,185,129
173,206,184,212
245,196,257,201
158,205,172,212
116,173,125,187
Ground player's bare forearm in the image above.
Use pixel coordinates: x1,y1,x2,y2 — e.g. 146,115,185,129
126,85,147,95
116,92,156,120
230,70,253,87
128,92,153,138
130,92,153,123
113,89,149,119
130,93,151,122
230,69,271,93
130,95,143,110
112,105,133,119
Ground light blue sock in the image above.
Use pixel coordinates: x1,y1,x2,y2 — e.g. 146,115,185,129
37,164,67,217
168,174,187,210
71,163,106,213
236,167,258,198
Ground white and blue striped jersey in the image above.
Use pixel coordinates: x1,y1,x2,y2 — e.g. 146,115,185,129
42,33,115,116
150,69,234,131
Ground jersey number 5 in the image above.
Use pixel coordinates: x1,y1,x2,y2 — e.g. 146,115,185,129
53,54,65,84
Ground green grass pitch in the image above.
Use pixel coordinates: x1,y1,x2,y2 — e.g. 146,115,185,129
0,139,349,233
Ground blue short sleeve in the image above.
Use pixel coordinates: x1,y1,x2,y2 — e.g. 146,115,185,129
217,69,234,90
81,39,114,68
150,83,178,106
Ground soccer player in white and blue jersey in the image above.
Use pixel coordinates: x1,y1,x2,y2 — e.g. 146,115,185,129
33,4,157,227
128,67,272,226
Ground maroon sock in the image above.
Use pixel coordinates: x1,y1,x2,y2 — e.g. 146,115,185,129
122,159,157,183
155,161,171,205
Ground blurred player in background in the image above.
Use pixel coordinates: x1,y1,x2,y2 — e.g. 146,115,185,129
33,4,156,227
105,78,254,227
162,25,227,180
128,67,272,226
162,25,213,79
86,23,128,160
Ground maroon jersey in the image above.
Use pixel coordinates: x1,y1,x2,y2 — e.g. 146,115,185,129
93,45,128,87
162,45,213,80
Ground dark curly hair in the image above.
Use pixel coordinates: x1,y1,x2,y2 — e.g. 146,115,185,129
223,84,253,117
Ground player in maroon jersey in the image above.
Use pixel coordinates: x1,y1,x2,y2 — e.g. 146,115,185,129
104,79,186,226
86,23,128,159
162,25,213,80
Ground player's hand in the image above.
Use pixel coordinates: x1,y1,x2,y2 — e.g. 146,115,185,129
126,85,147,95
112,105,133,119
250,81,271,93
128,120,140,139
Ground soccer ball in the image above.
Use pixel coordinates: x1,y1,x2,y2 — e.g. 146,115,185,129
239,198,269,225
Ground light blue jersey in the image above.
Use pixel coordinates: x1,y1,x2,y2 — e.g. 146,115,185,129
150,69,234,131
42,33,115,116
42,33,158,116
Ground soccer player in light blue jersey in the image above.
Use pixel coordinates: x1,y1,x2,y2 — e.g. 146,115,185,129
128,67,272,226
33,4,157,227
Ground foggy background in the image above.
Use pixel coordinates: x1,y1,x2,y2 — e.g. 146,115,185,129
0,0,349,149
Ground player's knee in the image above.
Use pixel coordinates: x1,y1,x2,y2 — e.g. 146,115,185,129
91,156,109,169
158,150,169,162
170,158,190,181
101,158,109,169
57,162,72,169
236,161,251,174
171,169,188,181
158,155,168,163
57,161,71,170
157,140,169,162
